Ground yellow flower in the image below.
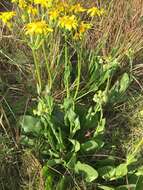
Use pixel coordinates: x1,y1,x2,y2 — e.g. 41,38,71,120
18,0,27,9
54,1,72,15
79,21,92,34
58,15,78,31
87,7,105,17
48,9,59,21
56,2,69,12
73,22,91,40
25,21,53,35
70,3,86,13
0,11,16,24
27,6,38,16
33,0,53,8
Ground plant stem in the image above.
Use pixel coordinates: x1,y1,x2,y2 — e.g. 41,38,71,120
64,35,70,98
32,49,42,93
42,42,52,90
74,49,82,100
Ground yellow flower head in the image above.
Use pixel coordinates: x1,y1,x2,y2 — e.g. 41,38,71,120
56,2,69,12
79,21,92,34
87,7,105,17
25,21,53,35
33,0,53,8
54,1,73,15
18,0,27,9
58,15,78,31
73,22,91,40
27,5,38,16
48,9,59,21
0,11,16,24
70,3,86,14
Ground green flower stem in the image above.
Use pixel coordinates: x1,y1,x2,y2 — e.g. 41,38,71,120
42,43,52,90
64,35,70,98
74,49,82,100
32,49,42,93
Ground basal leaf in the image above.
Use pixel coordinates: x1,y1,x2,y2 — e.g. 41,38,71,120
116,184,136,190
119,73,130,94
81,139,104,152
136,166,143,176
98,184,115,190
19,115,42,134
98,166,115,180
66,153,77,169
69,139,80,152
94,118,106,137
115,163,128,179
46,159,63,167
135,176,143,190
75,161,98,182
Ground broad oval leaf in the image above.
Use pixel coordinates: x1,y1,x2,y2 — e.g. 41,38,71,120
98,184,115,190
98,166,115,180
81,139,104,152
69,139,80,152
75,161,98,182
19,115,42,134
119,73,130,94
116,184,136,190
115,163,128,179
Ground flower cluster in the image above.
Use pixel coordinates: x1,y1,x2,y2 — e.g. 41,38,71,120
1,0,105,40
25,21,53,35
58,15,78,31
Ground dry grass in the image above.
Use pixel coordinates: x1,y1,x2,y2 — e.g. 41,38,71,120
85,0,143,62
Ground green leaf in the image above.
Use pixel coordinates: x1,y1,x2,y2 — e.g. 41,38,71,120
94,118,106,137
99,164,128,181
115,163,128,179
46,159,63,167
72,116,81,135
66,153,77,169
69,139,80,152
64,98,80,136
135,176,143,190
56,176,71,190
19,115,42,134
119,73,130,94
20,135,35,146
136,166,143,176
75,161,98,182
126,154,137,165
116,184,136,190
98,184,115,190
45,175,53,190
81,139,104,152
98,166,115,180
96,157,115,167
42,165,49,177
